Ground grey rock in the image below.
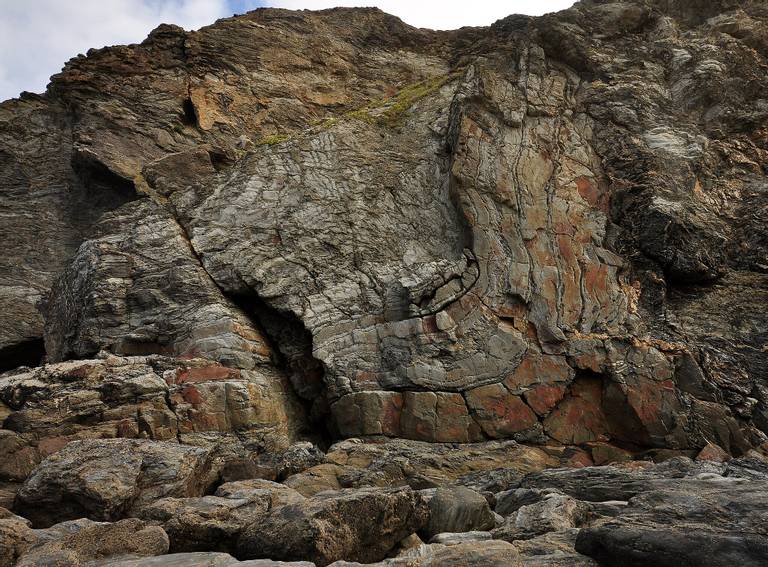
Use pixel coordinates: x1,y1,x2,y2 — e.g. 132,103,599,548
1,0,765,455
327,540,521,566
14,439,217,527
236,486,428,566
519,457,727,501
516,529,599,566
136,481,304,553
428,531,492,544
420,486,496,540
576,479,768,566
492,493,589,542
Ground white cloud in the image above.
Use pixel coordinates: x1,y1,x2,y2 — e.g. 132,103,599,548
0,0,228,101
266,0,575,29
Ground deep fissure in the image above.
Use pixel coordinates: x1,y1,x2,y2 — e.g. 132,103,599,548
227,291,334,448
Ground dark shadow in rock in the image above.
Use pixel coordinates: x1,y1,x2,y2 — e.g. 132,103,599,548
0,338,45,372
228,291,333,448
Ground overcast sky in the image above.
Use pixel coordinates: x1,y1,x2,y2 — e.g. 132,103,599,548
0,0,575,102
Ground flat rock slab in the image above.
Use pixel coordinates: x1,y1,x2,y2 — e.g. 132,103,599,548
575,478,768,566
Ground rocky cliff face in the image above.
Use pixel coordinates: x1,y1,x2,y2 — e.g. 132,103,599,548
1,1,768,565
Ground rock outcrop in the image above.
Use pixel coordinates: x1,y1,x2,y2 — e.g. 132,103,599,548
1,0,767,565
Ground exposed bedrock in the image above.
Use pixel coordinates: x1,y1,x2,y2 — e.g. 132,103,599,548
0,0,766,494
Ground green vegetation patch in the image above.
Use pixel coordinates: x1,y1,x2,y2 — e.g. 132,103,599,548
255,133,292,146
346,72,458,127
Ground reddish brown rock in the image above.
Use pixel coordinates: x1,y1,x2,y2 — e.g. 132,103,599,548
696,442,731,463
465,384,539,438
524,383,569,417
544,377,610,445
589,443,634,466
400,392,481,443
505,354,574,391
0,432,38,482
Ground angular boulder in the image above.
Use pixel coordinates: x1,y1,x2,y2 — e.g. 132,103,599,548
419,486,496,540
236,487,428,565
14,439,217,527
492,493,589,541
16,518,169,567
137,480,304,553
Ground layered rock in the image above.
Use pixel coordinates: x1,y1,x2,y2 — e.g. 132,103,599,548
1,1,768,564
2,0,766,454
0,355,305,481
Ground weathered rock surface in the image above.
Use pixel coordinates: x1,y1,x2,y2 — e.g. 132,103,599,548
575,477,768,566
0,356,305,480
16,518,169,567
328,540,522,567
492,493,590,541
419,486,496,540
236,487,428,566
92,554,314,567
1,0,766,454
0,512,35,567
283,438,559,495
136,480,304,553
14,439,217,527
1,0,768,565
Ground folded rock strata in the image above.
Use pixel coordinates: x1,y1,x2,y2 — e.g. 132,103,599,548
2,0,766,453
1,0,768,565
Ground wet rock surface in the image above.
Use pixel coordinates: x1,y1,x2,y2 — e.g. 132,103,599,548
1,0,768,565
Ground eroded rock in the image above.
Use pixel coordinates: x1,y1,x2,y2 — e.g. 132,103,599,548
236,487,428,565
14,439,217,527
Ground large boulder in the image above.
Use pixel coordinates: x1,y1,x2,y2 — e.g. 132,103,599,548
492,493,590,541
16,518,169,567
14,439,217,527
575,478,768,566
137,480,304,553
236,487,428,565
419,486,496,540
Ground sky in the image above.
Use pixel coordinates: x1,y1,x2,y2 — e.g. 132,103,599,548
0,0,576,102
